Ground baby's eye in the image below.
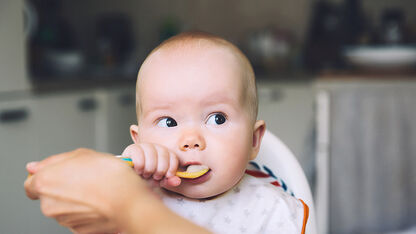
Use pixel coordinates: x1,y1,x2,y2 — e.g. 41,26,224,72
206,113,227,125
157,117,177,127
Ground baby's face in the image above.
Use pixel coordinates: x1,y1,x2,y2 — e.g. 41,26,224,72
135,47,256,198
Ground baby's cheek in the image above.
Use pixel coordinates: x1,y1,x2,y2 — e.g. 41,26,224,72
138,128,165,143
223,148,250,173
216,163,246,193
232,137,252,160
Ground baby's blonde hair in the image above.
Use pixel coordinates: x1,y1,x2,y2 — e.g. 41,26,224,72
136,31,258,123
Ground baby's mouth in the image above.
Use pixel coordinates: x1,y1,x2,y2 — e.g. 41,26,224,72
176,165,210,179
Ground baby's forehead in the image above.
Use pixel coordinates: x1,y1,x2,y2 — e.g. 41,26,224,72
156,41,243,67
142,43,247,82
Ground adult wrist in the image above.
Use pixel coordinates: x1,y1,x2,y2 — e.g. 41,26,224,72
120,191,211,234
116,188,159,233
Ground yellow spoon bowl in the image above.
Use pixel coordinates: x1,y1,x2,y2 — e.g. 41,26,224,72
175,168,209,179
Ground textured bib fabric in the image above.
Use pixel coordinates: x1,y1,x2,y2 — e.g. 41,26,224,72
161,173,307,234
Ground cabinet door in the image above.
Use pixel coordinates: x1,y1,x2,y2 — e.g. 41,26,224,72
97,87,136,154
257,83,314,162
0,99,69,234
33,92,99,157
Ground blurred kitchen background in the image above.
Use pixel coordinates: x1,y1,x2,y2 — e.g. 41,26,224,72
1,0,416,233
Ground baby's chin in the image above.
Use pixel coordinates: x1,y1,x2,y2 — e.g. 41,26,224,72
167,183,234,199
176,190,224,200
174,174,246,199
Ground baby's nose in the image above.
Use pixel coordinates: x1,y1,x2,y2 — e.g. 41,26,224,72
179,130,206,151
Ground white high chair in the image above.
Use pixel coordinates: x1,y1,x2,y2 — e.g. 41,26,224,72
253,130,317,234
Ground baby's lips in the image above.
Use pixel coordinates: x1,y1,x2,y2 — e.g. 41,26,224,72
176,165,209,179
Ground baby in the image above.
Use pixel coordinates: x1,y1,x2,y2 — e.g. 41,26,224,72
121,31,308,233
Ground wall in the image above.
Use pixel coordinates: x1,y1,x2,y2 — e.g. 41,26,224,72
329,0,416,33
60,0,416,68
61,0,313,63
0,0,29,93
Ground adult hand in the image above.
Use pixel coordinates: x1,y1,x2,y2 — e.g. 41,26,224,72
24,148,211,234
24,148,152,233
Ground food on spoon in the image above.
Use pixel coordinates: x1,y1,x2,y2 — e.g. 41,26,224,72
176,165,209,179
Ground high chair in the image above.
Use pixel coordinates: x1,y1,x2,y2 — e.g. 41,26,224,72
252,130,317,234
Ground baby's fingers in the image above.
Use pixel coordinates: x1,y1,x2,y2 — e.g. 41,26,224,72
123,144,145,175
153,146,170,181
141,144,158,179
166,152,179,178
160,176,181,188
121,144,137,156
160,152,181,187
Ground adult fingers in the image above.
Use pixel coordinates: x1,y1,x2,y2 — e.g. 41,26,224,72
30,149,79,174
55,211,105,230
40,196,91,219
23,173,38,200
26,161,39,174
58,210,118,234
70,220,118,234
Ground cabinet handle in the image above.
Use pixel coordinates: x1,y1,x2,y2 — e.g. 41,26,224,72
0,108,29,123
259,88,284,102
78,98,98,112
271,89,284,101
118,94,135,107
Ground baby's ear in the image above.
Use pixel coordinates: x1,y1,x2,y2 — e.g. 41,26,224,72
130,125,140,144
250,120,266,160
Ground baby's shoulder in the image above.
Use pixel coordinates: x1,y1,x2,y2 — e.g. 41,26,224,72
223,175,307,233
237,173,301,206
239,172,307,220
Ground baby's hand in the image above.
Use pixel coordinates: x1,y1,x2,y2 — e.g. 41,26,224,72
121,143,181,187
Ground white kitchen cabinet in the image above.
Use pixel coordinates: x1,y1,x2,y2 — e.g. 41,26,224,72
0,98,70,234
96,86,137,154
0,90,102,234
257,81,315,174
314,79,416,234
0,86,137,233
32,91,100,157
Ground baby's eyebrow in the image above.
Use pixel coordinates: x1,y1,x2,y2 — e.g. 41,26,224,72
201,94,237,106
146,103,172,111
142,104,173,118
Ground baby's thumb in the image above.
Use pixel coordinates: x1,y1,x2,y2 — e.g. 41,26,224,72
161,176,181,188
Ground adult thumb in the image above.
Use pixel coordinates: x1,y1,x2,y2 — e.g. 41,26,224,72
27,151,71,174
26,161,39,174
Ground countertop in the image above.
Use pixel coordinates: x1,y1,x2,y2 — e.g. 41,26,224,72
2,69,416,101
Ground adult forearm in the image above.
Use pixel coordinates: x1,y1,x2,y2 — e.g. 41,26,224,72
122,195,211,234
